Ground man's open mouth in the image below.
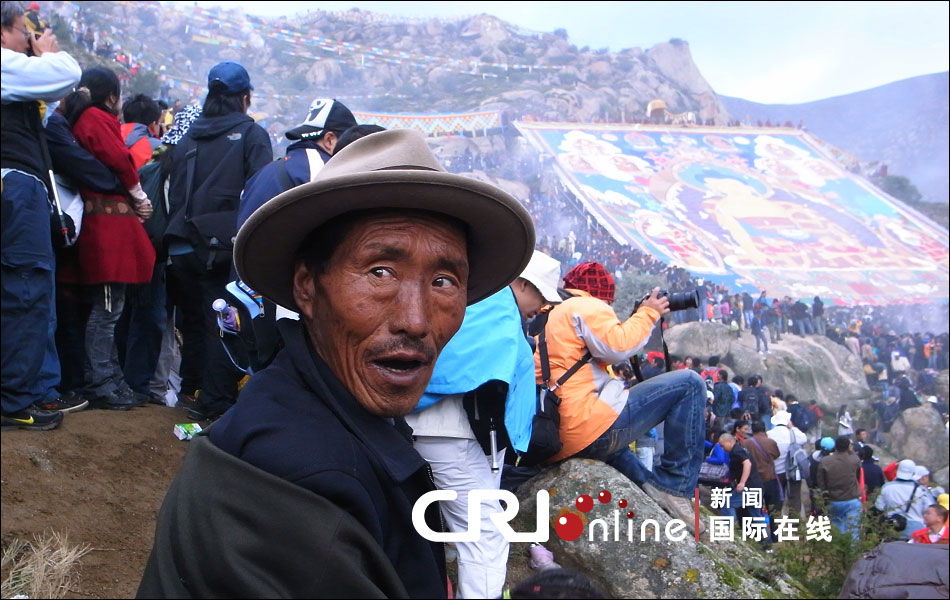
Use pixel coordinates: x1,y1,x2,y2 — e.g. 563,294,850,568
374,358,426,372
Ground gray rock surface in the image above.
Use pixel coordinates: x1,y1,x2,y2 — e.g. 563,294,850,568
665,321,871,411
512,459,800,598
885,405,949,471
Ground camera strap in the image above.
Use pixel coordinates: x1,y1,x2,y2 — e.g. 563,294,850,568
630,316,671,383
539,328,590,392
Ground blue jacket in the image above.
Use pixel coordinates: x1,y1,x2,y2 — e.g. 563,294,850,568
415,286,537,453
237,140,331,227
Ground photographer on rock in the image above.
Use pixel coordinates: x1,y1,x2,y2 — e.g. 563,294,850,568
536,262,707,535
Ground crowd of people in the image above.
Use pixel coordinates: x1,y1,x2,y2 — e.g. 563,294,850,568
3,3,948,598
694,363,948,546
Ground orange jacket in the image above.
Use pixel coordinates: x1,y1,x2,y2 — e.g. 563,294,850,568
535,289,660,462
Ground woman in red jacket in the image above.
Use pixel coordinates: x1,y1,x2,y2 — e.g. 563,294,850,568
62,67,154,410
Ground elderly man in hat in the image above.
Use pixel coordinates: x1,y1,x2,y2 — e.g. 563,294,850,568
137,129,535,597
534,261,707,535
236,98,359,227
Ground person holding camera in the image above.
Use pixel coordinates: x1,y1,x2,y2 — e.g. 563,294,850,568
536,262,707,535
1,0,82,430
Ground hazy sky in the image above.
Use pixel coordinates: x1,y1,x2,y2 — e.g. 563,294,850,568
187,1,949,104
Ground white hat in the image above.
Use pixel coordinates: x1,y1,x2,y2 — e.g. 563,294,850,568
771,410,791,426
896,459,917,480
913,465,930,481
518,250,562,304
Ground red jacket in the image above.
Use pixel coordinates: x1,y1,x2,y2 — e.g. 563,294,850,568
70,107,154,284
909,523,949,544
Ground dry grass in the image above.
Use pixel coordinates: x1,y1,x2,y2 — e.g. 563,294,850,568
1,531,91,599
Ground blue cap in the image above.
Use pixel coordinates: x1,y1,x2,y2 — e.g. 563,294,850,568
207,61,253,94
819,437,835,451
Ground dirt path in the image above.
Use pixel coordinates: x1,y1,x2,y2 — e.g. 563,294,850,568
1,405,189,598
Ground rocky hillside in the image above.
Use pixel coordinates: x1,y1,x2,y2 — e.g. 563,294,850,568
56,2,728,133
721,72,950,205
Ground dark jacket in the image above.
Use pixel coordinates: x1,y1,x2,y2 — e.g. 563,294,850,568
862,460,885,496
45,111,122,194
728,443,763,489
236,140,332,227
139,321,445,598
164,112,271,249
816,450,861,502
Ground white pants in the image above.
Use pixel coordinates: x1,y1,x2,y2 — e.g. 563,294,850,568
413,436,509,599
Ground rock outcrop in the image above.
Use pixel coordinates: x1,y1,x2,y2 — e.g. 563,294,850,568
512,459,801,598
664,321,872,410
885,405,949,471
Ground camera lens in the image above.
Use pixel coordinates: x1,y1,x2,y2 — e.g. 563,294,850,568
667,290,700,312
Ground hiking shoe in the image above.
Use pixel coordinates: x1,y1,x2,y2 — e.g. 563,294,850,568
86,389,137,411
641,482,706,536
1,405,64,431
176,392,198,409
37,395,89,414
186,406,226,422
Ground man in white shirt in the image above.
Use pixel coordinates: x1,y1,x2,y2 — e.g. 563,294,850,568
767,410,807,516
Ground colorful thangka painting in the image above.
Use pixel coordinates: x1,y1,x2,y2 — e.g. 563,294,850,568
516,122,949,305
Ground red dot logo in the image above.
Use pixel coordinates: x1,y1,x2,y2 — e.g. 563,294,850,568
575,494,594,512
627,511,635,519
618,499,628,508
598,490,611,503
555,513,584,541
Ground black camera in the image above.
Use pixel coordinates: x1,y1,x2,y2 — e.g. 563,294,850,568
635,289,699,313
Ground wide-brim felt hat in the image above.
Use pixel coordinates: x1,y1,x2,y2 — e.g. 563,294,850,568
234,128,536,310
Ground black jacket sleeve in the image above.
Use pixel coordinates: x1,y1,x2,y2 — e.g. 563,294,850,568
244,124,273,183
45,112,122,194
137,436,409,599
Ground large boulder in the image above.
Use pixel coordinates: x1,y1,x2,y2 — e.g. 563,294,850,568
936,370,949,401
885,406,949,471
512,459,800,599
665,322,871,411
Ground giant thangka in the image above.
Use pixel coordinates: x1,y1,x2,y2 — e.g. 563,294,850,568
517,123,949,305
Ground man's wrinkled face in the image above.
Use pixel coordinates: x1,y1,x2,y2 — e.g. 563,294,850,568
294,211,468,418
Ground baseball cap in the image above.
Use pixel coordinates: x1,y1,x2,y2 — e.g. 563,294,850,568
819,437,835,451
896,459,917,480
286,98,357,141
208,61,253,94
939,493,949,511
518,251,562,304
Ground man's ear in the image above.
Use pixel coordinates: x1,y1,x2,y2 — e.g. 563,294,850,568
292,261,317,320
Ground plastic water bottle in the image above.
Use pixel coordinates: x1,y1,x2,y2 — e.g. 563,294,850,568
528,543,560,570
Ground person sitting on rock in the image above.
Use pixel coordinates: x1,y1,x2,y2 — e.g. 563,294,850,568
535,261,707,535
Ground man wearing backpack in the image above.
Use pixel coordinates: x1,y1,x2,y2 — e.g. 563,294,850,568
712,369,734,418
738,375,762,421
768,410,808,516
164,62,272,421
118,94,168,403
